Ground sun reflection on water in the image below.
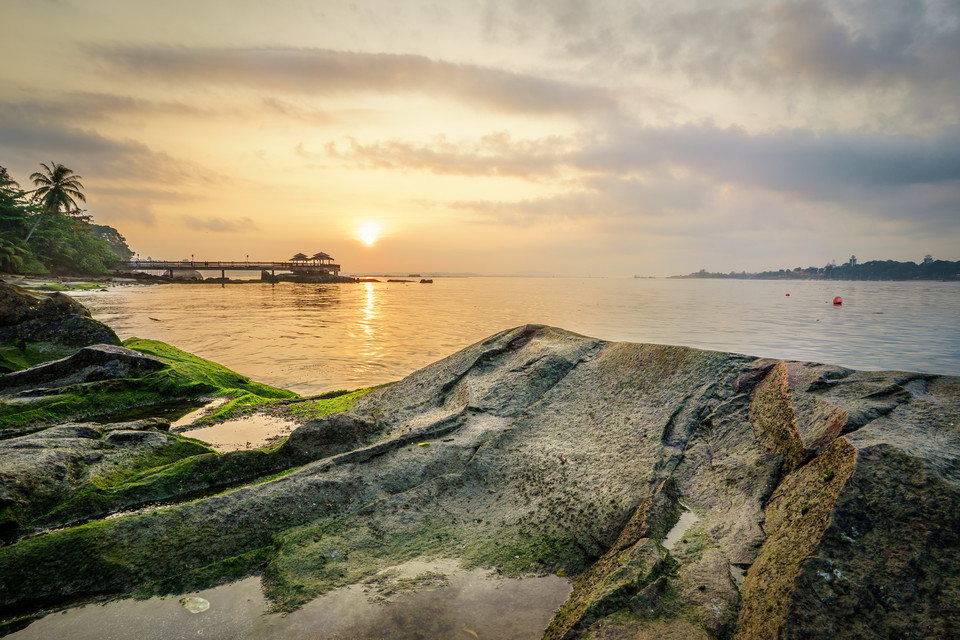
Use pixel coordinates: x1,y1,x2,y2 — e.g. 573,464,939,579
362,282,377,327
358,282,382,368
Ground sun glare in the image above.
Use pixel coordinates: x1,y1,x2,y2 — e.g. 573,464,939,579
357,221,382,246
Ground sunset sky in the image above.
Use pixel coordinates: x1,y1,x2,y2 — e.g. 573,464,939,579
2,0,958,276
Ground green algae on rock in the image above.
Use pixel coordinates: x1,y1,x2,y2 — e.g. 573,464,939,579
0,418,214,540
0,337,297,433
0,324,958,639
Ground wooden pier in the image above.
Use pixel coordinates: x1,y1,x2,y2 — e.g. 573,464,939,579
116,259,341,279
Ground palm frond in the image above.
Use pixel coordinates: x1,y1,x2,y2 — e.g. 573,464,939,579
28,162,86,214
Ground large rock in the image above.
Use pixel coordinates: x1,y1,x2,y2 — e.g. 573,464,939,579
0,418,209,542
279,411,382,463
0,344,165,394
0,325,956,639
0,284,85,327
0,283,120,373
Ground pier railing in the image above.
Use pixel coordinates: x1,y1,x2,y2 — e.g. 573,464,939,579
117,260,340,272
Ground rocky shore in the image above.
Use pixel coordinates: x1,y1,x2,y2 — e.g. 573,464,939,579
0,283,958,638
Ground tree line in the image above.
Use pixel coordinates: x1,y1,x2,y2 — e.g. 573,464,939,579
674,260,960,281
821,260,959,281
0,163,132,275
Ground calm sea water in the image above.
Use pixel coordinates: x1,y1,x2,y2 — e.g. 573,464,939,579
78,278,960,395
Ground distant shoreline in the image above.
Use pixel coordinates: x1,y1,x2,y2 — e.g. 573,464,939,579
668,275,960,282
669,258,960,282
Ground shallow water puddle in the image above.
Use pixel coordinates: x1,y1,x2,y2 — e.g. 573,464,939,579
729,564,746,589
662,508,700,551
170,397,229,428
182,414,297,452
10,560,570,640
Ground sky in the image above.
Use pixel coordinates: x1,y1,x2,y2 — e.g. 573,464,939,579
1,0,958,277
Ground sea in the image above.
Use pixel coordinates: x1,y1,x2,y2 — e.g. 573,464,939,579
77,276,960,396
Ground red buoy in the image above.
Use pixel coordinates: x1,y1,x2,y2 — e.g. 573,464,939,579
833,296,843,305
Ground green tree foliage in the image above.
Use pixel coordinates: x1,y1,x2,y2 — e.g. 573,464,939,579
1,166,29,238
0,238,29,273
28,213,120,274
0,166,44,273
675,259,959,281
30,162,86,211
0,164,123,275
25,162,86,242
824,260,960,281
90,224,135,260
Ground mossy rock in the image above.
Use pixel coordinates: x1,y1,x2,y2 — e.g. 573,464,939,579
0,338,298,430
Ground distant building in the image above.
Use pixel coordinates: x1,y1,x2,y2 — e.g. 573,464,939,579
923,254,933,265
848,255,857,266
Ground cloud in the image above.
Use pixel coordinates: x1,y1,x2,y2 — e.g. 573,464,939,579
91,186,198,227
380,118,960,243
511,0,960,88
93,46,617,116
324,120,960,222
760,0,960,88
182,215,257,232
261,97,341,123
0,103,231,229
0,92,200,124
0,104,208,185
324,131,574,178
91,196,158,227
579,122,960,183
480,0,960,128
449,175,713,227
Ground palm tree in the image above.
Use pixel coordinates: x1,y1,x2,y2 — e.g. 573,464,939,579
25,162,86,242
0,166,19,191
0,238,27,273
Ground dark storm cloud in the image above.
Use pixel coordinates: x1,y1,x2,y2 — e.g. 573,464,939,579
94,46,616,116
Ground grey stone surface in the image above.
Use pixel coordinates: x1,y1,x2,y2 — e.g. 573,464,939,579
0,325,957,640
0,418,200,539
0,345,165,393
0,283,119,350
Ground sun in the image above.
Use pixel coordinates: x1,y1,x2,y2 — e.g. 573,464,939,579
357,221,382,246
